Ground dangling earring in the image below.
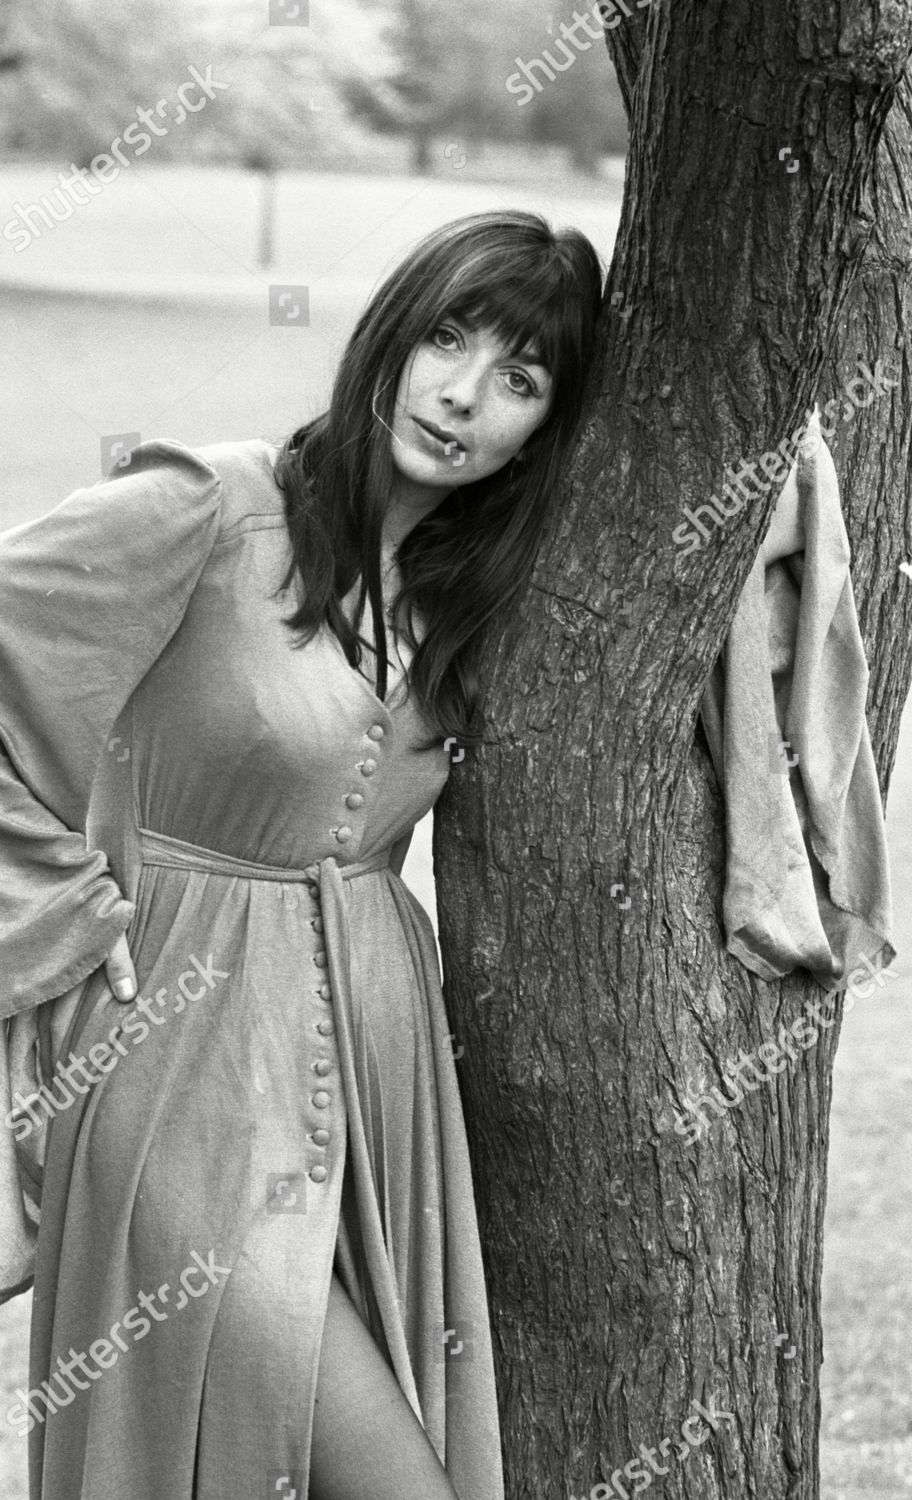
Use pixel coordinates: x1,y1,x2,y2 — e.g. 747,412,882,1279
372,385,403,448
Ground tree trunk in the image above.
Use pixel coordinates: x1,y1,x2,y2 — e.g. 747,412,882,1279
256,165,277,270
411,129,432,174
433,4,912,1497
568,138,600,176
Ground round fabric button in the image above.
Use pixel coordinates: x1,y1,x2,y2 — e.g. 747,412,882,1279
344,792,365,809
316,1019,333,1036
360,759,377,777
312,1128,330,1146
311,915,324,933
312,950,328,968
316,982,332,1001
314,1058,332,1076
366,724,385,741
335,826,353,843
310,1165,328,1183
306,881,319,899
312,1091,331,1108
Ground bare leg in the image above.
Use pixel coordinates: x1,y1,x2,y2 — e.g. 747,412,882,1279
309,1273,461,1500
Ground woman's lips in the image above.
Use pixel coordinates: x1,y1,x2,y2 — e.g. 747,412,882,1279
412,417,468,456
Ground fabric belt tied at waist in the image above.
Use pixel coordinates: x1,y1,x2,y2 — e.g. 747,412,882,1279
138,826,392,885
137,826,392,1013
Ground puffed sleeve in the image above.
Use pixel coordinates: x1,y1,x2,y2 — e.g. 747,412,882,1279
0,441,223,1017
0,442,224,1300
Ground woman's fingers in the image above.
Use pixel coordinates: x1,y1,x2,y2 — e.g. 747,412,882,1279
104,930,138,1002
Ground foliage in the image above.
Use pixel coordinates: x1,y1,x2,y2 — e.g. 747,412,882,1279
0,0,391,169
0,0,627,172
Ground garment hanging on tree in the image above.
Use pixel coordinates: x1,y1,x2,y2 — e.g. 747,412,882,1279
699,407,895,989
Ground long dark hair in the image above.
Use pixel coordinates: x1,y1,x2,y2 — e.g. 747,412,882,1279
273,209,604,750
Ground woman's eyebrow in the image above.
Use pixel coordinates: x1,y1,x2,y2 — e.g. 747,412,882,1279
511,344,549,370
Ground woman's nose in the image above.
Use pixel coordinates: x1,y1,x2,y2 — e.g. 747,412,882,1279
439,359,484,413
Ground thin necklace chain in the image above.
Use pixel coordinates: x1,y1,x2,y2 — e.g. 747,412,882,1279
344,560,401,630
381,551,402,625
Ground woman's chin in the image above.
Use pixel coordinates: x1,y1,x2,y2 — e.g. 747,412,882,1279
393,453,460,491
392,444,485,491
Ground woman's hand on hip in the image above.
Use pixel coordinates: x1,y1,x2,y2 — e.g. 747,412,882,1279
105,930,138,1002
37,933,137,1081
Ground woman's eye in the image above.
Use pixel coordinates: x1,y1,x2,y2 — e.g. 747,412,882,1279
503,369,536,398
431,325,460,349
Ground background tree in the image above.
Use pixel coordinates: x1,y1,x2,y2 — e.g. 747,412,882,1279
345,0,628,174
0,0,389,170
433,3,912,1498
514,5,628,169
343,0,446,174
0,0,194,162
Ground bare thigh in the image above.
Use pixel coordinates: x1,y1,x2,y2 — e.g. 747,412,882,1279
308,1273,460,1500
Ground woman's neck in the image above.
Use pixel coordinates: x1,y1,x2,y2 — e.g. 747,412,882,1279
382,478,452,552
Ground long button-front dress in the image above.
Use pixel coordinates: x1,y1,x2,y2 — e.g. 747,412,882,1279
0,438,505,1500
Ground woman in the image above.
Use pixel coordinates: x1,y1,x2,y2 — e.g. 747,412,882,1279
0,209,604,1500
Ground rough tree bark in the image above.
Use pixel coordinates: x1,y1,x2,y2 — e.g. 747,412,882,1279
433,4,912,1498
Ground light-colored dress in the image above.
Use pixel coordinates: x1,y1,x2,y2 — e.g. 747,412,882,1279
0,439,504,1500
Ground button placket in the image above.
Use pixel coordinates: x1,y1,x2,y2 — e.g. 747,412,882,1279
334,721,385,841
305,875,335,1185
309,719,388,1179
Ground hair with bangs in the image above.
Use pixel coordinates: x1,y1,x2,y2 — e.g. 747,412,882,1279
273,209,605,750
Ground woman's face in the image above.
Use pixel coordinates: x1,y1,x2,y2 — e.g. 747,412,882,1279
386,317,555,500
